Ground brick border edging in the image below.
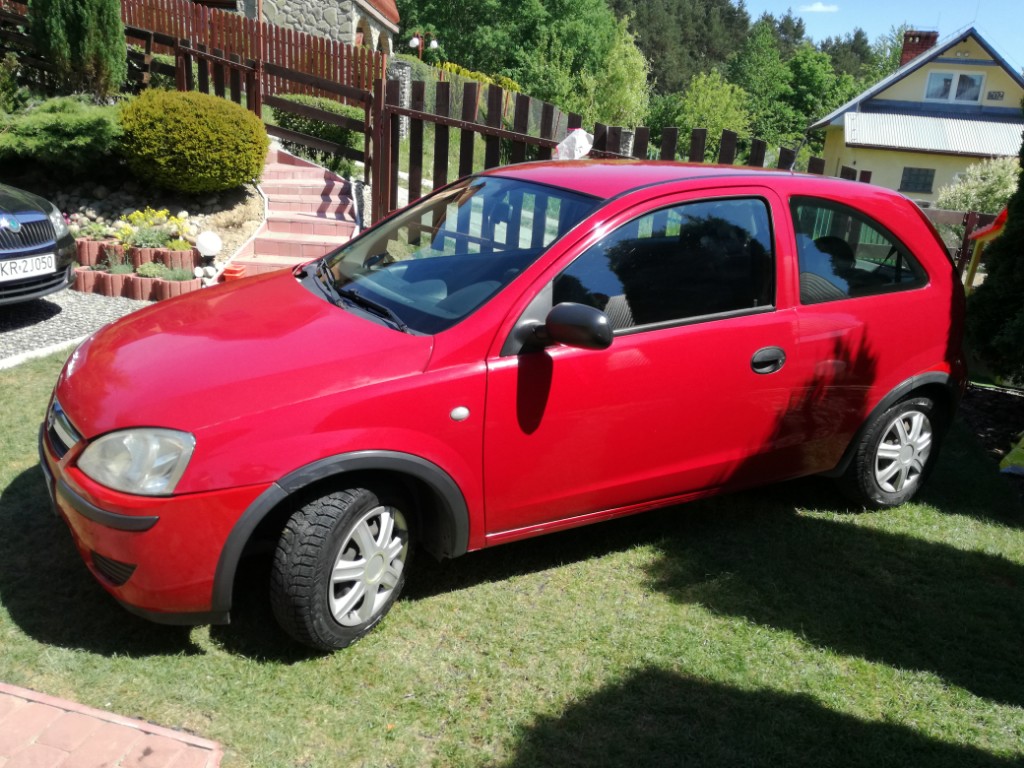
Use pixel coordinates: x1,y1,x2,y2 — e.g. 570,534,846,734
0,681,224,760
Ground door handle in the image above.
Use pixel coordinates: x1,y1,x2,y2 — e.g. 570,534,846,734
751,346,786,375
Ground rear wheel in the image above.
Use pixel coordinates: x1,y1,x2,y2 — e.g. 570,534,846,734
271,486,412,651
840,397,941,508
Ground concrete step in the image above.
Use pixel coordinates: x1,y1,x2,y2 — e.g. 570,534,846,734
260,178,350,198
264,192,354,216
265,211,357,238
252,230,349,261
262,162,347,181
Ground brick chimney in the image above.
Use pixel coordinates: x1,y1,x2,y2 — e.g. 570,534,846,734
900,30,939,65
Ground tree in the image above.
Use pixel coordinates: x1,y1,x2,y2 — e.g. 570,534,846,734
784,43,857,151
28,0,126,99
819,28,874,79
606,0,750,94
757,9,807,59
966,126,1024,381
646,71,750,161
727,22,802,146
563,16,651,127
936,157,1020,214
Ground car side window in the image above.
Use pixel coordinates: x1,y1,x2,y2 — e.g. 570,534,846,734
792,197,928,305
551,198,774,331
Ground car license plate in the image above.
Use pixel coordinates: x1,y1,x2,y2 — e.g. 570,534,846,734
0,253,56,282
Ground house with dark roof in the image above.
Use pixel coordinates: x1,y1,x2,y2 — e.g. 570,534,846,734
200,0,399,53
810,27,1024,205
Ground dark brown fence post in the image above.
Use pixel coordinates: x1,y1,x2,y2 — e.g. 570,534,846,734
459,83,479,179
717,130,738,165
509,93,530,165
748,139,766,168
839,165,857,180
807,157,826,175
408,80,425,205
386,78,401,214
632,126,650,159
176,39,193,91
660,127,678,160
858,170,872,183
777,147,796,169
688,128,707,163
592,123,608,154
483,84,503,169
608,126,622,155
538,102,556,161
432,82,451,189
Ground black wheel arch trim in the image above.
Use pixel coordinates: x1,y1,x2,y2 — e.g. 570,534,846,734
822,371,960,479
209,450,470,615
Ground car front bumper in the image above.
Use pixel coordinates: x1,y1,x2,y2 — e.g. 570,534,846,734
39,425,269,624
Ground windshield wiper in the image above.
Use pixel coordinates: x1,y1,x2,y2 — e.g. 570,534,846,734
337,288,410,333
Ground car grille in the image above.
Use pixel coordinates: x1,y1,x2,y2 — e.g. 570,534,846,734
46,398,82,459
0,216,54,252
91,551,137,586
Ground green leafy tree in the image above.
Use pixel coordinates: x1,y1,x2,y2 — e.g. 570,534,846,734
562,16,650,127
647,71,750,161
727,21,802,145
785,43,857,150
607,0,750,94
966,126,1024,381
819,28,874,79
28,0,126,99
936,157,1020,214
866,24,908,82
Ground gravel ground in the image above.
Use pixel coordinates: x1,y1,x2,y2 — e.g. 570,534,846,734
0,290,149,369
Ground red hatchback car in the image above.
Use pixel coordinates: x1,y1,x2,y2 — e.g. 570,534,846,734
40,161,966,650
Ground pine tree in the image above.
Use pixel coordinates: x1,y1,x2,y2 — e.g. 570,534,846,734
28,0,126,99
966,121,1024,381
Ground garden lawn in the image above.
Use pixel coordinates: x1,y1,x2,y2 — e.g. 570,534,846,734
2,351,1023,767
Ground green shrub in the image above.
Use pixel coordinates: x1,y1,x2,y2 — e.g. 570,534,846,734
126,226,171,248
167,238,193,251
439,61,521,93
165,267,196,281
0,95,122,177
120,90,268,194
0,53,30,114
271,94,364,176
135,261,170,278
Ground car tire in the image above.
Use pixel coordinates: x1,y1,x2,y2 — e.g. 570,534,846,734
839,396,942,508
270,486,413,651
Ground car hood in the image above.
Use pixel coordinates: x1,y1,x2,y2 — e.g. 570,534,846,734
0,183,51,215
56,270,435,437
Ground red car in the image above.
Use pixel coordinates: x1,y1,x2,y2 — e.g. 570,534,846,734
40,161,966,650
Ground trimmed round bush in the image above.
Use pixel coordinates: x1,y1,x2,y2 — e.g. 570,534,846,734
120,90,268,194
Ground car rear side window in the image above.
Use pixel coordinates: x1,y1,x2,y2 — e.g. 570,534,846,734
792,197,928,305
552,197,774,331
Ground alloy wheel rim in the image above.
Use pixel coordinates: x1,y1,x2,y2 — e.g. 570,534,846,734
329,505,408,626
874,410,932,494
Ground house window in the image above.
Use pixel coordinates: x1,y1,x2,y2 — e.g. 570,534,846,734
899,167,936,194
925,71,984,103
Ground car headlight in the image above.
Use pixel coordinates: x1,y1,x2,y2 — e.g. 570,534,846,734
78,429,195,496
48,204,70,239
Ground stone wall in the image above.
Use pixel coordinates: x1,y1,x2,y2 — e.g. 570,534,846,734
237,0,393,53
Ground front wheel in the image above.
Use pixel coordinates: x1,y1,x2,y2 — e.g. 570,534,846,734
839,397,942,508
271,486,413,651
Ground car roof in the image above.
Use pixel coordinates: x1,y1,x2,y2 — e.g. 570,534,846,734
482,159,857,201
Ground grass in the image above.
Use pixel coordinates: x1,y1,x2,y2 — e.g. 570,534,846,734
2,351,1024,767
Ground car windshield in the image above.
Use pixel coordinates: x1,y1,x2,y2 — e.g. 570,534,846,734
320,175,598,334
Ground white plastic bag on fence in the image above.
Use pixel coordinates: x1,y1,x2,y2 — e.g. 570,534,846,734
554,129,594,160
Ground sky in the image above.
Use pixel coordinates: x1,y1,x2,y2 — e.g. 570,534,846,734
738,0,1024,73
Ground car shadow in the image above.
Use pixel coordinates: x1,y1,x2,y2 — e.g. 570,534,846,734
0,297,62,334
0,468,201,657
495,668,1019,768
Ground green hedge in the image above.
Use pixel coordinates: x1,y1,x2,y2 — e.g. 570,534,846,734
0,95,122,177
120,89,268,194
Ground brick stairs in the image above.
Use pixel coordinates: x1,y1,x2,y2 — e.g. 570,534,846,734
231,145,359,275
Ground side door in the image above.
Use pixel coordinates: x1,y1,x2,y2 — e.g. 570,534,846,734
482,191,803,543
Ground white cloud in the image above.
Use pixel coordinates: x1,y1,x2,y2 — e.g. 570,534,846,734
799,2,839,11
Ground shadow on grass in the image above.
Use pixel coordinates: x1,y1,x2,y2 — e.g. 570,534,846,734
644,487,1024,707
0,468,201,657
496,668,1019,768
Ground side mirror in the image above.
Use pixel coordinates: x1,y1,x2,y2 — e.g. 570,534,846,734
537,302,613,350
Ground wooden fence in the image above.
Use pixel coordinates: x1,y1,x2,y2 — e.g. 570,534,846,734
5,0,385,96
